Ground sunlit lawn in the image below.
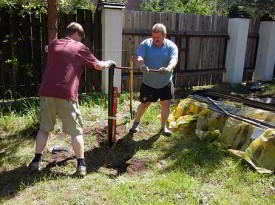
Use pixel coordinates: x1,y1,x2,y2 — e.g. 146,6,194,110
1,87,275,205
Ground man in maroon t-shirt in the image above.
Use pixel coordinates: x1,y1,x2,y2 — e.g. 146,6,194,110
29,22,116,176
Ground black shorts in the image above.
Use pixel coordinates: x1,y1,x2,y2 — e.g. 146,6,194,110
139,82,174,103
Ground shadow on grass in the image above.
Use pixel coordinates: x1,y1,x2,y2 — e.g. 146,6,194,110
0,130,161,201
0,164,69,201
159,132,228,176
0,122,60,201
85,131,161,176
0,122,39,168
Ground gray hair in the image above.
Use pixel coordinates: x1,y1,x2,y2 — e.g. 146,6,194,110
152,23,167,35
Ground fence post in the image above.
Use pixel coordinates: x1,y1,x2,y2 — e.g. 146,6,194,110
98,1,125,94
254,19,275,81
223,8,250,84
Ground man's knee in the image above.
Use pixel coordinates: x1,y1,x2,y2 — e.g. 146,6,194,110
160,100,170,107
141,102,151,108
144,102,151,107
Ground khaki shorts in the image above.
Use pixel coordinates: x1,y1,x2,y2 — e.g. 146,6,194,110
40,97,83,136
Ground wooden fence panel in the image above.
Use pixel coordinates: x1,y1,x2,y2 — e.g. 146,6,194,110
122,10,159,92
0,10,8,99
32,14,43,89
92,11,102,91
0,8,261,100
0,10,19,99
83,10,96,93
243,19,260,82
17,13,35,97
122,11,232,91
178,14,187,72
122,11,183,92
75,9,95,93
176,14,228,87
0,9,97,101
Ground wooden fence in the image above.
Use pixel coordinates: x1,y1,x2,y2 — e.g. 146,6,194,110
243,19,260,81
121,11,260,92
0,9,260,100
0,8,100,100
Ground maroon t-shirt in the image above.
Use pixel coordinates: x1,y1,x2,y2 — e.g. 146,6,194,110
39,37,98,101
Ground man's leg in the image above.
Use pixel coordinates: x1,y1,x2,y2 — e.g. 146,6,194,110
130,102,151,132
35,129,50,154
58,99,86,176
160,100,172,135
135,102,151,122
71,134,84,159
159,81,174,135
130,83,158,132
29,129,49,171
31,96,56,166
71,134,86,176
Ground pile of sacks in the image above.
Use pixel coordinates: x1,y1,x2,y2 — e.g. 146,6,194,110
168,98,275,174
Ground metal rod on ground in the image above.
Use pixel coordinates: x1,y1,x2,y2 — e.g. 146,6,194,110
207,97,272,129
189,95,270,129
108,64,117,147
205,91,275,112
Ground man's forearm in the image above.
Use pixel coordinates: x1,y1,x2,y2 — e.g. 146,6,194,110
96,60,116,70
95,61,107,70
166,58,178,71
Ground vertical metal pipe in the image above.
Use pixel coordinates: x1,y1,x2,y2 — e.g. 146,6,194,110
108,65,116,146
129,57,133,120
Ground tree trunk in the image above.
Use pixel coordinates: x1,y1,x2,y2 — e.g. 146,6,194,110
47,0,58,42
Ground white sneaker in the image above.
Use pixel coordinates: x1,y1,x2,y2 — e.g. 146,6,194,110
130,121,140,133
75,165,87,177
160,127,172,136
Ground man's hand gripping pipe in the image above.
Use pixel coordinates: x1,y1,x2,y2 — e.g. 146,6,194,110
115,66,160,72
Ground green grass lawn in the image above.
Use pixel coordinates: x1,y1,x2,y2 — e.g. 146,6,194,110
0,90,275,205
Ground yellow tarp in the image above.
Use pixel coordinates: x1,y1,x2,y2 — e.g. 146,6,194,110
240,108,275,125
229,129,275,174
168,98,275,174
195,109,226,141
168,99,205,132
218,118,253,151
